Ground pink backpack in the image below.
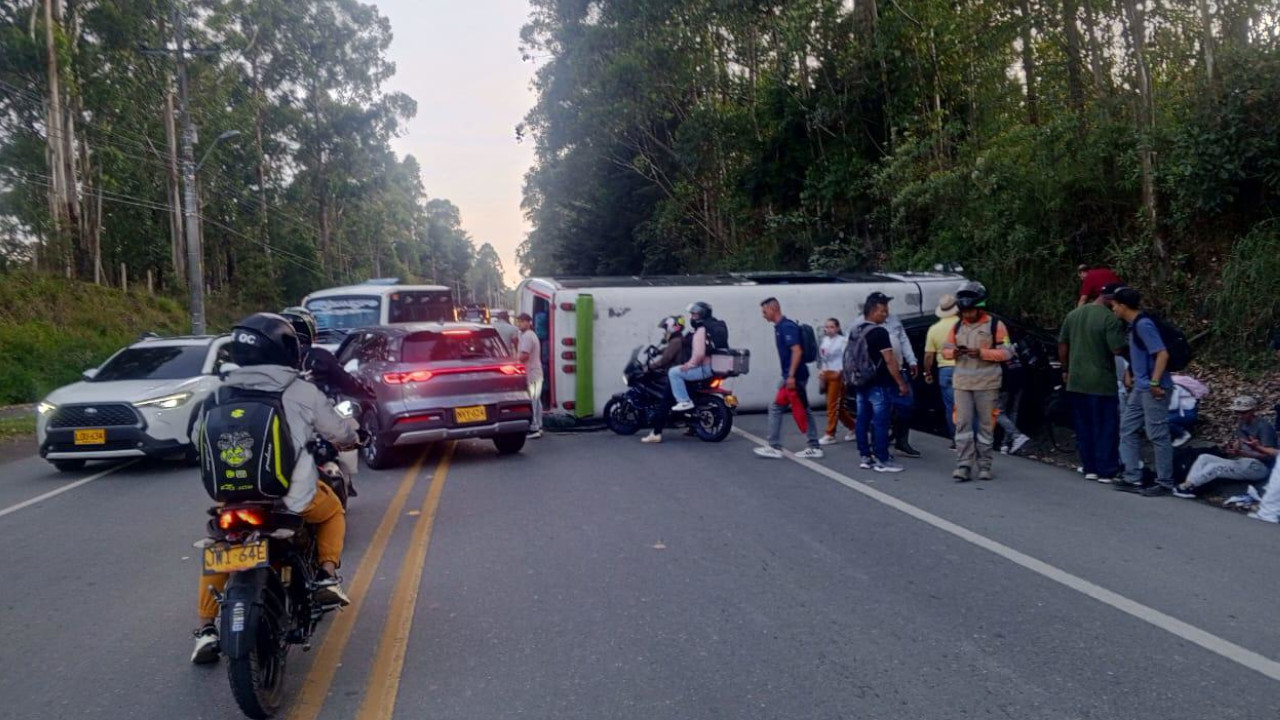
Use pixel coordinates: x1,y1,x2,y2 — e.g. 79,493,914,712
1172,374,1209,399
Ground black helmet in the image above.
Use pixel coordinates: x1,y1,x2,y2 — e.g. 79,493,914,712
280,306,317,348
686,301,713,327
955,281,988,310
229,313,302,369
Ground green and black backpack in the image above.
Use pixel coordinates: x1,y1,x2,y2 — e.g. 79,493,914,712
198,383,297,502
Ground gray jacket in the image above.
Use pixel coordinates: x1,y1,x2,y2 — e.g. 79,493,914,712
196,365,358,512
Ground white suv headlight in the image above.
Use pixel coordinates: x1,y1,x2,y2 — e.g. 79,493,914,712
133,392,193,409
37,401,57,415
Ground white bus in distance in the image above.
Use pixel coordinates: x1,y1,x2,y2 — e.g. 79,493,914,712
303,280,455,351
516,271,967,417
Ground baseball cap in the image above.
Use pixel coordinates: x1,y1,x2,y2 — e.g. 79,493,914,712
516,312,533,322
1112,287,1142,309
866,291,894,305
1100,283,1125,298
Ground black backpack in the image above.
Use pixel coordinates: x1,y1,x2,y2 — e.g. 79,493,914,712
198,383,298,502
842,321,881,389
703,317,730,351
798,323,819,364
1132,312,1192,372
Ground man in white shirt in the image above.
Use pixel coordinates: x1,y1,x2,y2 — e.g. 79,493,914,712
817,318,857,445
517,313,544,438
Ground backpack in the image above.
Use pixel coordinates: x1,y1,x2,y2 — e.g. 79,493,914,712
1132,312,1192,372
798,323,819,364
198,383,298,502
842,321,881,389
703,317,730,352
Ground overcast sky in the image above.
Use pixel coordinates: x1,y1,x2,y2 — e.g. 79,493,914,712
372,0,537,287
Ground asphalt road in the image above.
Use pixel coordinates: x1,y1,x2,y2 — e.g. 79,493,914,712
1,414,1278,720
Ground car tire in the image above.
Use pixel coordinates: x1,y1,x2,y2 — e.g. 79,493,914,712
360,413,398,470
51,459,86,473
493,433,526,455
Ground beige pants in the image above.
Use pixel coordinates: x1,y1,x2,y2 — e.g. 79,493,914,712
954,388,998,473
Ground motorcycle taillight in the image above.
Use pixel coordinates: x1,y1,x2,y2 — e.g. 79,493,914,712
219,507,267,530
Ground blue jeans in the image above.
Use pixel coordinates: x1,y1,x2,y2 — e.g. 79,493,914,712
1120,388,1174,486
668,364,712,404
938,367,956,438
1071,392,1120,478
855,385,893,462
1168,407,1198,436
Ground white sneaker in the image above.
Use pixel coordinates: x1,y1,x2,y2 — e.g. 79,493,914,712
315,576,351,607
1096,476,1115,485
1172,430,1192,448
1009,433,1031,455
191,625,220,664
795,447,824,459
671,401,695,412
859,456,874,469
1084,473,1099,482
844,431,857,442
753,446,783,459
874,460,904,473
819,435,837,446
641,433,662,444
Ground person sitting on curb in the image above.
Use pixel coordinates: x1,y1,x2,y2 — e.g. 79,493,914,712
1174,397,1277,498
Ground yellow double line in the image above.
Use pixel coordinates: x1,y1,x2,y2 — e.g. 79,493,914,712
291,442,455,720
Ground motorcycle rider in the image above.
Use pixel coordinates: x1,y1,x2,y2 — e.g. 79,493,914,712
280,306,369,400
670,302,716,412
191,313,360,664
642,316,686,444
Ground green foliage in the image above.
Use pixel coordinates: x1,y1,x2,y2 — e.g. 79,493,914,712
0,416,36,441
1209,223,1280,369
0,272,187,404
519,0,1280,361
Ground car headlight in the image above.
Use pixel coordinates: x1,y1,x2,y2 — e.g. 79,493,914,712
37,401,56,415
133,392,193,409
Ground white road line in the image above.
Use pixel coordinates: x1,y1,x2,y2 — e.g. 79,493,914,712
0,460,139,519
733,427,1280,683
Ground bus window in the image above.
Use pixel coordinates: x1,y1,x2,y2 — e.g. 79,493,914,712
307,296,381,342
389,291,454,323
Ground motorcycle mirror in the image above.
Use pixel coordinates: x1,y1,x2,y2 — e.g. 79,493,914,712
217,362,240,378
344,359,359,373
335,400,358,418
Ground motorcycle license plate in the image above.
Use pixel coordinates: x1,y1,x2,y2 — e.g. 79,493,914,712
203,540,269,575
74,429,106,445
454,405,488,424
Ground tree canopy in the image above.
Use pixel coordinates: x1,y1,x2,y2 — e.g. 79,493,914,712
518,0,1280,352
0,0,506,312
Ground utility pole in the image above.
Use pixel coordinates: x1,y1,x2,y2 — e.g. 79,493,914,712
174,7,204,334
141,4,219,335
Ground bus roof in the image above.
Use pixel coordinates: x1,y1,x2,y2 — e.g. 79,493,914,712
304,283,451,301
523,271,962,291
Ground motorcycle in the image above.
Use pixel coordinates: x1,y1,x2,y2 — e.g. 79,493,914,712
196,399,365,719
309,400,362,509
603,345,741,442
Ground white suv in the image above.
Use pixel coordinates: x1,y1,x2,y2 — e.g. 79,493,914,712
37,334,231,472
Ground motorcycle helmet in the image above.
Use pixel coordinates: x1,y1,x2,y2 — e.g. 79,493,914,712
659,315,685,337
954,281,989,310
229,313,302,369
280,306,317,348
686,301,713,327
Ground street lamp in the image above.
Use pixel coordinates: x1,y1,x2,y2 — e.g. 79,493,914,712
196,130,241,173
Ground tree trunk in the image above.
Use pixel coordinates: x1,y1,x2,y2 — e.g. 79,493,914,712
1197,0,1215,87
1062,0,1087,109
1081,0,1106,95
1019,0,1039,125
1121,0,1165,261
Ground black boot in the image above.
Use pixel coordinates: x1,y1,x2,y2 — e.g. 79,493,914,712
894,418,922,458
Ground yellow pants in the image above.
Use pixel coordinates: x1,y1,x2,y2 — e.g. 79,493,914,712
821,370,856,436
198,481,345,621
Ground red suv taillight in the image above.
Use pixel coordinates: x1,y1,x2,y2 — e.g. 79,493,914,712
383,364,525,384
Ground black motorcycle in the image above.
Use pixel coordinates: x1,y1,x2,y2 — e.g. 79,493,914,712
308,400,361,509
197,401,364,719
603,345,740,442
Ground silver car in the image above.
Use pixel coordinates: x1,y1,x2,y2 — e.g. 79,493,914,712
334,322,534,468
